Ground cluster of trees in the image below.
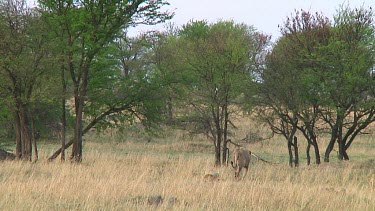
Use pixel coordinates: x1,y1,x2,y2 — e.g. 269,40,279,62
0,0,373,165
258,7,375,166
0,0,172,162
153,21,270,165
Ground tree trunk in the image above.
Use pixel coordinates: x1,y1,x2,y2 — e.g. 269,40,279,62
30,113,38,162
215,141,221,166
335,113,346,161
324,135,336,163
293,136,299,167
312,138,320,165
71,97,84,162
14,109,22,159
338,141,344,160
222,139,228,166
33,131,38,162
222,104,229,165
213,104,222,166
70,61,89,163
61,64,67,161
306,142,311,166
337,124,344,161
48,107,109,161
61,98,66,161
20,105,32,161
287,139,294,167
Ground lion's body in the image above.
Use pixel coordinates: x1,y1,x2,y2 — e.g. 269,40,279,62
231,147,251,179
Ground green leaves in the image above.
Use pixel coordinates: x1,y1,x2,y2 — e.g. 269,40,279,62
261,6,375,161
156,20,270,144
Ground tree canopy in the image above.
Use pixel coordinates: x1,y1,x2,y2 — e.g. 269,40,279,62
258,6,375,165
152,20,270,165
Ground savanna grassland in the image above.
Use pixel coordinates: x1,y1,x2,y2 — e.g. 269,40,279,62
0,121,374,210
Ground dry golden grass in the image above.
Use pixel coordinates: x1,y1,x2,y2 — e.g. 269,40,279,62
0,127,374,210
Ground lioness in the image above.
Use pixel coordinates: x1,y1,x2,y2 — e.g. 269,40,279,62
230,147,251,179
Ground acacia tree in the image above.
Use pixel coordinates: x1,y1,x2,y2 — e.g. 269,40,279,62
320,6,375,161
39,0,172,162
282,10,331,165
172,20,269,166
261,7,375,165
46,31,170,162
0,0,52,161
257,35,300,167
258,10,331,165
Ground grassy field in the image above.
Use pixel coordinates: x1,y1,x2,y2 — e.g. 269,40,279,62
0,126,374,210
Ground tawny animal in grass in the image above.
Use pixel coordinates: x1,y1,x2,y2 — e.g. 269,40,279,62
204,172,220,181
230,147,251,179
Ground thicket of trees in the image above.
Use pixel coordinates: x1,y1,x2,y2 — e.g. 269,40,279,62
153,21,270,165
0,0,172,162
0,0,374,165
258,7,375,166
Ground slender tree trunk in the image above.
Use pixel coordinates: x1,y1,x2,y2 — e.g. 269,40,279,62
70,61,89,163
215,120,221,167
61,104,66,161
214,138,221,166
312,138,320,165
293,136,299,167
215,149,220,166
222,104,229,165
335,112,347,161
222,139,228,165
33,131,38,162
30,113,38,162
324,134,336,163
306,142,311,166
61,99,66,161
20,104,32,161
341,130,349,160
14,109,22,159
71,96,84,162
61,64,66,161
216,135,222,166
287,138,294,167
338,141,344,160
337,121,344,161
213,104,222,166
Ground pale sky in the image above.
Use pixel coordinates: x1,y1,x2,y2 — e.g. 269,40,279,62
128,0,375,41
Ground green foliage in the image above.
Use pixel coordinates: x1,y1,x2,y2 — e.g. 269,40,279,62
0,0,60,153
153,19,270,165
37,0,173,161
260,6,375,162
317,6,375,110
83,34,168,133
178,20,260,104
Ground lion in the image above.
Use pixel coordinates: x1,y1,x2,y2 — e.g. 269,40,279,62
230,147,251,179
204,172,220,181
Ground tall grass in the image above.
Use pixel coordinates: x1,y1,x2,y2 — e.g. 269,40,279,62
0,128,374,210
